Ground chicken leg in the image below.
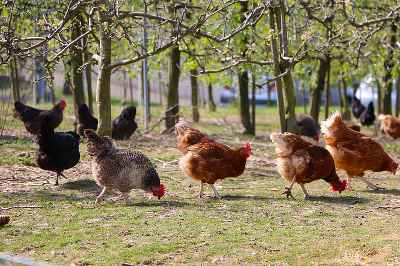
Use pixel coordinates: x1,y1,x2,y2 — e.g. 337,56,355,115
55,172,67,186
347,176,353,191
210,184,221,199
198,182,204,198
358,176,384,190
96,187,110,204
299,183,311,199
282,176,296,199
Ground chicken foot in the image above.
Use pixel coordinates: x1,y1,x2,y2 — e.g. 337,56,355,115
282,176,296,199
299,184,311,199
358,176,385,190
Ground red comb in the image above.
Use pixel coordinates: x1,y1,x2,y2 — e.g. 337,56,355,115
157,184,166,199
331,180,347,193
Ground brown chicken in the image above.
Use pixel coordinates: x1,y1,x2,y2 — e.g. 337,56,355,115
175,120,213,154
344,121,361,132
177,128,252,198
270,132,347,199
378,114,400,139
322,112,398,190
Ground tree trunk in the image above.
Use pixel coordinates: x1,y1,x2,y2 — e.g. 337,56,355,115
158,70,163,105
340,73,351,120
277,0,297,132
84,53,93,114
324,57,331,119
70,16,86,125
337,79,343,114
190,68,200,122
96,20,112,136
207,82,216,111
238,70,253,134
63,58,72,95
9,55,20,102
128,75,134,103
310,57,329,122
396,76,400,116
269,7,286,132
372,68,383,114
251,71,256,134
165,45,180,129
238,1,253,134
382,23,397,115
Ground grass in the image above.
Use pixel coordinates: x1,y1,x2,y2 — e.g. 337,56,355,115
1,97,400,265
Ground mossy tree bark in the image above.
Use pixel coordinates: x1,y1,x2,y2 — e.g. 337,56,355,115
340,72,351,120
190,68,200,122
310,57,329,122
382,23,397,115
207,82,216,112
395,76,400,116
9,55,20,102
70,15,86,124
238,1,253,134
165,45,180,129
96,12,112,136
324,56,331,119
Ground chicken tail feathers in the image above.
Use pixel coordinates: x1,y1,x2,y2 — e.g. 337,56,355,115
84,129,102,143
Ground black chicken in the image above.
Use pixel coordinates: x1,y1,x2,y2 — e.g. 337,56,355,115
360,101,376,126
77,104,98,136
351,96,365,119
112,106,138,140
14,100,66,135
36,120,80,185
296,114,320,141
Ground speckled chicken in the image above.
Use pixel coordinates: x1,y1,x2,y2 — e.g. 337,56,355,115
84,129,165,203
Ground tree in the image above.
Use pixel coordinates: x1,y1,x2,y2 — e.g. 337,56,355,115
70,14,85,125
190,68,200,122
382,23,397,115
95,6,112,136
9,55,20,102
207,82,216,112
237,1,253,135
165,45,180,129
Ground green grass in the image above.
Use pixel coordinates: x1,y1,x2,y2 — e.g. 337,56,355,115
1,97,400,265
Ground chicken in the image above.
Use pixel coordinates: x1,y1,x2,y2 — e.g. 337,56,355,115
270,132,347,199
175,120,213,154
14,100,66,135
178,131,252,198
36,119,80,185
378,114,400,139
112,106,138,140
360,101,376,126
322,112,398,190
296,114,320,141
77,104,98,136
352,95,365,119
344,121,361,132
84,129,165,203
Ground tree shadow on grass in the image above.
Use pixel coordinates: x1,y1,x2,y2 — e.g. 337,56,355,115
306,195,369,205
364,188,400,196
5,190,95,203
62,179,99,192
130,200,193,208
221,194,279,201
